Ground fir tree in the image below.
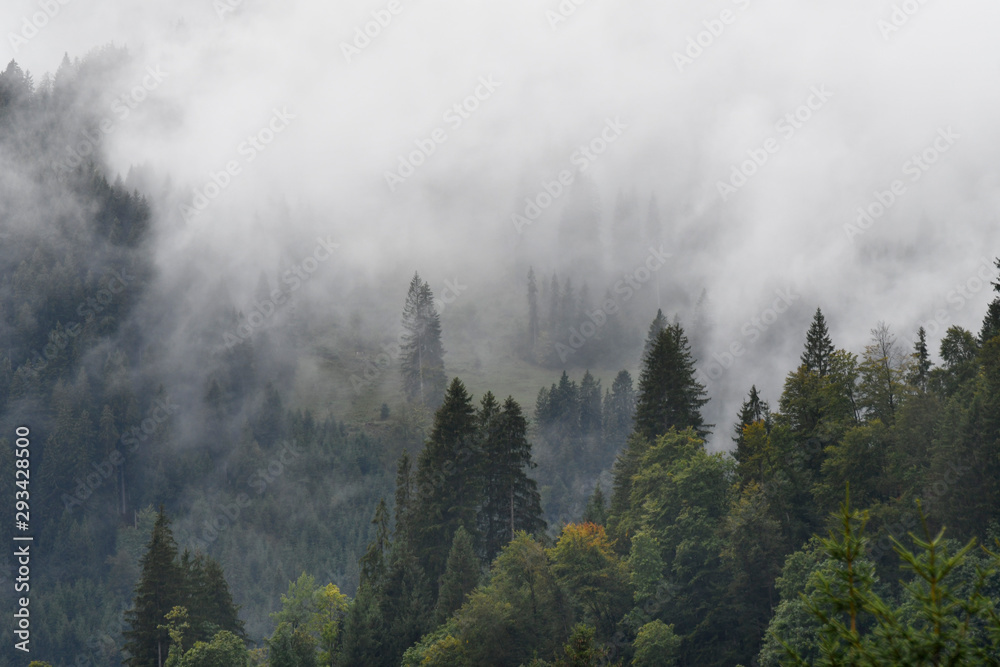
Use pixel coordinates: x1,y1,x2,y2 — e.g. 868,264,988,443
124,506,184,667
642,309,668,362
801,308,835,376
433,526,480,625
578,371,602,439
602,370,636,455
582,484,608,525
399,273,446,409
732,385,770,448
412,378,479,583
634,321,710,441
910,326,932,389
478,396,546,563
527,267,539,353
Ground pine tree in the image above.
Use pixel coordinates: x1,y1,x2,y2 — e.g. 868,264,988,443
478,396,546,563
527,268,539,353
801,308,835,376
399,273,447,410
433,526,480,625
582,484,608,525
634,322,710,441
124,506,184,667
909,326,932,389
359,499,391,590
182,553,245,645
602,370,636,453
412,378,479,583
642,309,668,362
732,385,769,450
578,371,602,439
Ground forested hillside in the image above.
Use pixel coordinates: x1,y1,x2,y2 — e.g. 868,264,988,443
4,40,1000,667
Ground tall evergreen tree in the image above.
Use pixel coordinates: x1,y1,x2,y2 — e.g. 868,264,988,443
433,526,480,625
527,267,539,353
582,484,608,525
412,378,479,584
478,396,546,563
801,308,835,376
909,326,932,389
399,273,447,409
634,321,710,441
732,385,770,449
578,371,603,439
642,309,668,362
602,370,636,454
124,507,184,667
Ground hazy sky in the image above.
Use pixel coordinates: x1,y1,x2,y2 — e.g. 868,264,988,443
6,0,1000,447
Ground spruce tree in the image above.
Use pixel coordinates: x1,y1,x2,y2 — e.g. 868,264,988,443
124,506,184,667
527,267,539,353
399,273,447,410
732,385,769,448
412,378,479,583
578,371,602,439
642,309,668,362
910,326,932,389
801,308,835,376
180,554,245,645
479,395,546,563
602,370,636,453
634,321,710,441
582,484,608,525
433,526,480,625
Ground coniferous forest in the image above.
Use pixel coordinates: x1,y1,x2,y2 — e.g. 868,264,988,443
3,4,1000,667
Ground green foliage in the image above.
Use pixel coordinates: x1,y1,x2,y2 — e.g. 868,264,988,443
632,620,680,667
434,526,480,625
801,308,835,376
549,523,632,638
167,630,249,667
773,494,1000,665
268,622,317,667
634,321,709,441
400,272,447,409
124,507,184,667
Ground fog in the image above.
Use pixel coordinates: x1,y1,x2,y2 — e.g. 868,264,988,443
5,0,1000,448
